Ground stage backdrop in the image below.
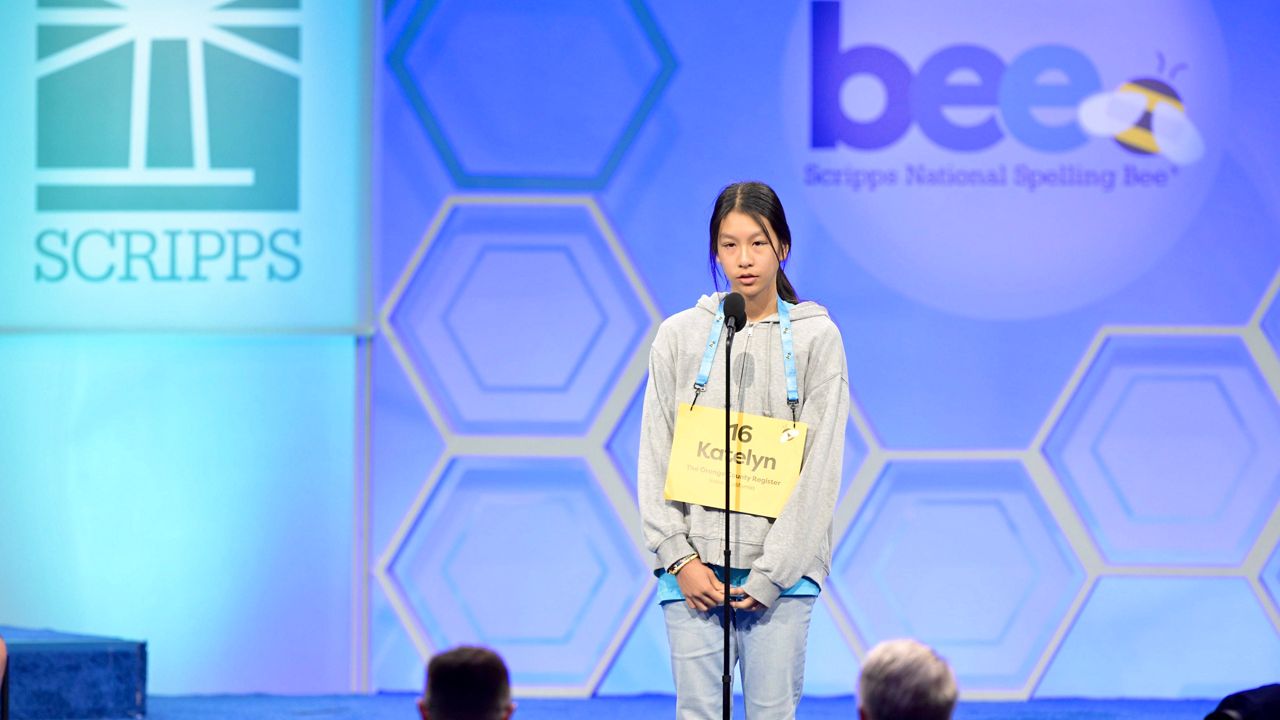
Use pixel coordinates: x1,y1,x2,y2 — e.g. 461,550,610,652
2,0,1280,700
368,0,1280,701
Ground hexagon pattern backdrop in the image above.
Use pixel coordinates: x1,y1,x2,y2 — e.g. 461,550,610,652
367,0,1280,700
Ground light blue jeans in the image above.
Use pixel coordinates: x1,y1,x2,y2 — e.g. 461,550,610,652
662,596,815,719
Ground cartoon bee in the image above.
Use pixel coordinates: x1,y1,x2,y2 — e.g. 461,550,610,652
1078,53,1204,165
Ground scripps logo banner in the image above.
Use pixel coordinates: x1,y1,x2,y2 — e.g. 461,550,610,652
0,0,368,330
782,1,1230,319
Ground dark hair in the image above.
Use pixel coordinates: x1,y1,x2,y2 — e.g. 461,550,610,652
708,181,799,303
424,646,511,720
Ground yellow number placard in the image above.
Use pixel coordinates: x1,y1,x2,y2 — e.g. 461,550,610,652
664,403,808,519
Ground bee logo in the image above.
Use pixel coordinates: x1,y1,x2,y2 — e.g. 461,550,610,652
1078,53,1204,165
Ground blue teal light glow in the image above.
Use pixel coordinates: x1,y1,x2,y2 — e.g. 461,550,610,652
0,336,355,694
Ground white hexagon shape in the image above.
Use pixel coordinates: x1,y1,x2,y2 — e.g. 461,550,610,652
382,196,654,436
1043,335,1280,565
831,459,1084,693
386,456,649,692
1259,272,1280,358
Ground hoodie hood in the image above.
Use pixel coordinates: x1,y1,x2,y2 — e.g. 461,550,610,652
694,292,830,323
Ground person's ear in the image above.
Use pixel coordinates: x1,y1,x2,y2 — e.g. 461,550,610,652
417,697,429,720
505,700,517,719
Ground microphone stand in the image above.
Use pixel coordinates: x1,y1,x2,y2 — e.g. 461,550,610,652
722,317,737,720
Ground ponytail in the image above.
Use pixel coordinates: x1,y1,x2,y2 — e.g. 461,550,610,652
776,267,799,304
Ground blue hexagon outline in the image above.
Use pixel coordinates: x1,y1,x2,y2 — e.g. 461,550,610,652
386,199,652,436
1088,374,1257,525
441,495,608,645
832,460,1085,690
441,244,608,394
387,455,649,684
870,497,1040,647
1044,334,1280,566
387,0,678,190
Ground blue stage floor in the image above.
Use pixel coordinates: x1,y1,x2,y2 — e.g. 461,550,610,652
145,694,1219,719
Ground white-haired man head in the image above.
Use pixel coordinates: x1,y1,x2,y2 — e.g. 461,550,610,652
858,639,958,720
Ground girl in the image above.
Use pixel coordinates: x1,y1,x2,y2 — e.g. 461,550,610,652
639,181,849,719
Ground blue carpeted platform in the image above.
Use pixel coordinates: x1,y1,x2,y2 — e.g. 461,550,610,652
0,627,146,720
143,694,1218,720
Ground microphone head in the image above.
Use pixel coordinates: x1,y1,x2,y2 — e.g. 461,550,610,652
723,292,747,330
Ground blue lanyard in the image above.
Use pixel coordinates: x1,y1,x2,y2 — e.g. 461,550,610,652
692,296,800,421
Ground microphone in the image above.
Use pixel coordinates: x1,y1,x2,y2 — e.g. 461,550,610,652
723,292,747,332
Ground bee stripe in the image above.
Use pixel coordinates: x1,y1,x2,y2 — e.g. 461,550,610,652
1114,79,1184,154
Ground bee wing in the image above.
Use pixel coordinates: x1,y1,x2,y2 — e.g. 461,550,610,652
1152,102,1205,165
1078,90,1148,136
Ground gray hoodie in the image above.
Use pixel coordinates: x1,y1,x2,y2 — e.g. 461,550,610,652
638,293,849,607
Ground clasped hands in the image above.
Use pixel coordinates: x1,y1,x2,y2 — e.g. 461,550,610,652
674,557,764,612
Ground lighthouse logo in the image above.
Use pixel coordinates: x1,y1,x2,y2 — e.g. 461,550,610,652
35,0,301,212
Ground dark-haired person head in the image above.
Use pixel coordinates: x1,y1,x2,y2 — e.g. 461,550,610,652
708,180,798,322
417,646,514,720
858,639,958,720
